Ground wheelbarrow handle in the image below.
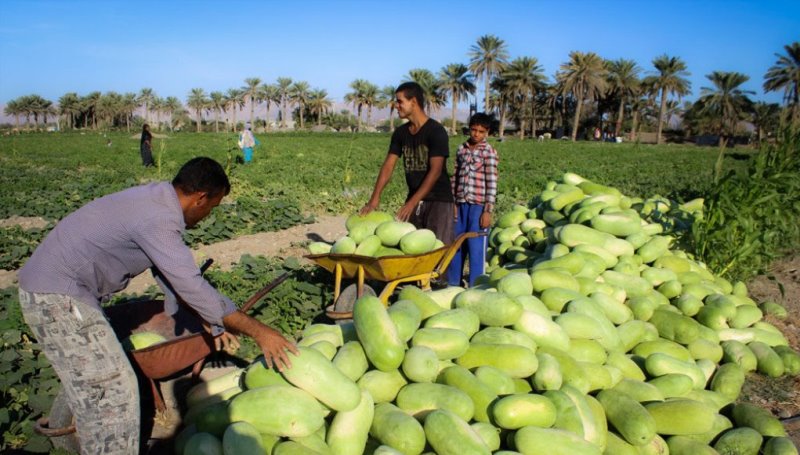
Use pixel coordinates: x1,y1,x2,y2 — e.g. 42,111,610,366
199,258,214,275
240,272,291,313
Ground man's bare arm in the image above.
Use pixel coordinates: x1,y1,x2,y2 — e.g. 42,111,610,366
362,153,399,214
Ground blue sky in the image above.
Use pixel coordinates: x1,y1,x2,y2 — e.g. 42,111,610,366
0,0,798,110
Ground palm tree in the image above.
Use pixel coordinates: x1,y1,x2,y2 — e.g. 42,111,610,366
651,55,691,144
380,85,397,131
606,59,641,137
468,34,510,113
151,97,165,131
750,102,781,144
289,81,311,129
225,88,244,131
489,77,513,138
763,42,800,126
242,77,261,127
307,89,332,126
345,79,369,130
557,51,608,141
696,71,754,148
82,92,102,129
163,96,182,131
138,88,155,124
259,84,279,130
58,92,81,130
187,88,208,133
404,69,445,115
503,57,547,138
121,92,138,133
361,81,379,128
276,77,293,128
439,63,476,134
209,91,226,133
4,99,22,128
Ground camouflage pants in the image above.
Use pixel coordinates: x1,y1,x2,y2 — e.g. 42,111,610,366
19,290,140,455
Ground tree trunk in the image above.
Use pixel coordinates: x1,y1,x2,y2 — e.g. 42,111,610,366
249,96,255,128
656,88,667,145
571,88,583,142
265,104,271,131
615,99,625,137
631,109,639,142
281,99,287,128
215,109,220,133
196,109,202,133
531,92,538,138
300,104,305,129
357,105,363,131
499,104,507,139
232,107,238,132
485,73,490,113
451,94,457,135
366,105,371,128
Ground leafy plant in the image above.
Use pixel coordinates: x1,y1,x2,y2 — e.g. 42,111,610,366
0,288,60,453
202,254,334,360
692,128,800,281
0,226,52,271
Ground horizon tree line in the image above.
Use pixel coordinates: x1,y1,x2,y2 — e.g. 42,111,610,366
3,39,798,144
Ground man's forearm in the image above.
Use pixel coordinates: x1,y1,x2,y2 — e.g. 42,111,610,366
222,310,297,370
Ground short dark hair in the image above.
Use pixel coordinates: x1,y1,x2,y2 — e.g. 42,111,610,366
469,113,492,130
172,157,231,198
396,82,425,109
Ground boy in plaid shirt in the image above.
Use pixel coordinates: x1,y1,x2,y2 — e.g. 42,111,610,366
447,113,498,286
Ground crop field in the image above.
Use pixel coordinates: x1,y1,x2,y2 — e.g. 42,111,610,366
4,131,799,454
0,131,748,217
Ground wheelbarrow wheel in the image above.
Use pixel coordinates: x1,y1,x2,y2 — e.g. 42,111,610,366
45,388,80,452
328,283,376,323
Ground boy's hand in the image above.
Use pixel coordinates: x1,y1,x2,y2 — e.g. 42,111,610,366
480,212,492,230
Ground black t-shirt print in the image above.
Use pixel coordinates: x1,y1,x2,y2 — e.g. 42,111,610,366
388,119,454,203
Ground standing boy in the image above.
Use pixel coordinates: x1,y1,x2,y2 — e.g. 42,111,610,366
447,113,498,287
361,82,455,245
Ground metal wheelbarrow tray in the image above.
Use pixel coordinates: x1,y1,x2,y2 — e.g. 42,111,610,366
106,272,290,412
305,231,479,319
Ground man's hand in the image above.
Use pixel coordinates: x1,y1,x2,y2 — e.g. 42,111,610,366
221,310,299,372
254,326,299,372
214,331,240,354
360,200,378,215
396,201,416,222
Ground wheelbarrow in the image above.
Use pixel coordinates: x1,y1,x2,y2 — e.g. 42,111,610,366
34,268,291,451
306,231,479,319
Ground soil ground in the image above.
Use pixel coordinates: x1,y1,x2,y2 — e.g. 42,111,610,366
2,215,798,451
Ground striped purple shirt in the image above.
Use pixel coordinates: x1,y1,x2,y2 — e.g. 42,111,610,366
18,182,237,333
451,139,498,210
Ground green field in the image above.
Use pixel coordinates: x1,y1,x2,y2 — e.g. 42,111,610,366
0,131,749,220
2,131,798,454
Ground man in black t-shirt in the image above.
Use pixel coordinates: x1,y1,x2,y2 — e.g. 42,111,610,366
361,82,455,245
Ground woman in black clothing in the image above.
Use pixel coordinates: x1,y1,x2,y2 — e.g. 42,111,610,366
140,124,154,167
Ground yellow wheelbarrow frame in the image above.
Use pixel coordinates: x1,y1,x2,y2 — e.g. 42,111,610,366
305,232,480,318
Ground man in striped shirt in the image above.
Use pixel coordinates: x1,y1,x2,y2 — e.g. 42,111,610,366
447,113,498,287
18,157,297,454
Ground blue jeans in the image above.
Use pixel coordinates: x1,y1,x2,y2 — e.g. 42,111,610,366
447,203,488,287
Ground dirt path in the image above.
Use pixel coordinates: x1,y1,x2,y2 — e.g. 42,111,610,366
0,215,348,291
